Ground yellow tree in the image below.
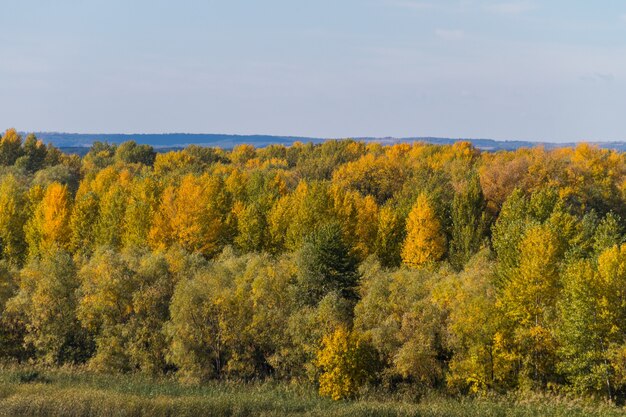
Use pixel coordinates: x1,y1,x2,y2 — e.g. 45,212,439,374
0,128,23,166
94,184,127,249
499,223,560,388
375,205,404,268
76,249,135,371
316,327,378,400
25,182,72,257
6,248,85,364
268,180,333,252
330,186,379,260
148,185,176,250
401,194,446,268
172,175,211,252
150,174,230,257
122,176,160,249
69,191,99,256
0,175,28,266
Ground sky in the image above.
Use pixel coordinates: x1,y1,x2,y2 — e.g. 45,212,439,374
1,1,626,142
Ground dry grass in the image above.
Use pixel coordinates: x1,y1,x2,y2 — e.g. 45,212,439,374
0,366,625,417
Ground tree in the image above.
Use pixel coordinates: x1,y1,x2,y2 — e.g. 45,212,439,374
296,222,359,306
558,259,611,398
69,191,99,256
0,129,23,166
401,194,446,268
167,252,258,382
115,141,156,166
375,205,404,268
32,164,81,195
6,248,88,364
354,262,446,388
234,202,270,253
230,144,256,164
248,254,299,378
491,189,528,286
25,182,72,258
433,250,513,392
0,175,28,266
316,327,379,400
557,245,626,400
331,187,379,260
95,183,127,249
593,213,623,254
124,250,175,374
149,174,231,257
82,141,116,173
0,261,27,361
76,249,136,371
449,173,487,270
499,224,560,388
122,177,160,249
16,134,48,172
268,181,333,253
76,248,175,374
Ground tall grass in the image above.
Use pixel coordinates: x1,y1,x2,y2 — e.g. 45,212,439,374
0,366,624,417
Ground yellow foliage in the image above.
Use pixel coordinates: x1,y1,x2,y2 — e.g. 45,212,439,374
26,183,72,256
316,327,377,400
149,175,228,257
401,194,446,268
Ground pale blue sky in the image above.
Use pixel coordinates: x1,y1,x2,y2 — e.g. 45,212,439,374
2,1,626,141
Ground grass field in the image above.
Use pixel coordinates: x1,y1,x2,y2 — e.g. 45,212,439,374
0,367,624,417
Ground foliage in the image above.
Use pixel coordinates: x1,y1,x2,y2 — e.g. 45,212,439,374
316,327,379,400
0,135,624,403
401,194,446,268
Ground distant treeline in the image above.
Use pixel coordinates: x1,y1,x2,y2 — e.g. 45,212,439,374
26,131,626,152
0,128,626,401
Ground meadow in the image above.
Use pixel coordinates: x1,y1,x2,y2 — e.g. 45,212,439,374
0,367,624,417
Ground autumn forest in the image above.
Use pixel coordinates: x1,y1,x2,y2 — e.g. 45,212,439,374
1,128,626,407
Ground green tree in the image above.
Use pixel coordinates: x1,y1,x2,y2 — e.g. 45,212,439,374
374,205,404,268
0,175,27,266
6,248,88,364
167,252,255,382
593,212,623,255
95,183,127,249
16,134,48,172
491,189,528,286
122,177,160,249
234,202,269,253
0,262,27,360
115,141,156,166
355,261,446,388
76,249,136,372
0,129,24,166
499,224,560,388
433,250,513,392
69,191,99,256
296,222,359,306
449,173,487,270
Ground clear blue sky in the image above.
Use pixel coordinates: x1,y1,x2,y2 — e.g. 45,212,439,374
2,1,626,141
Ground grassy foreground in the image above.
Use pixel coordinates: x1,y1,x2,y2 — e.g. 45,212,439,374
0,368,624,417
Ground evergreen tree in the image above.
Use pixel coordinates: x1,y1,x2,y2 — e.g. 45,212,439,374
297,222,359,306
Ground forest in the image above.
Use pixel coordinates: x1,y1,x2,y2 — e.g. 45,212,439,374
0,127,625,408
